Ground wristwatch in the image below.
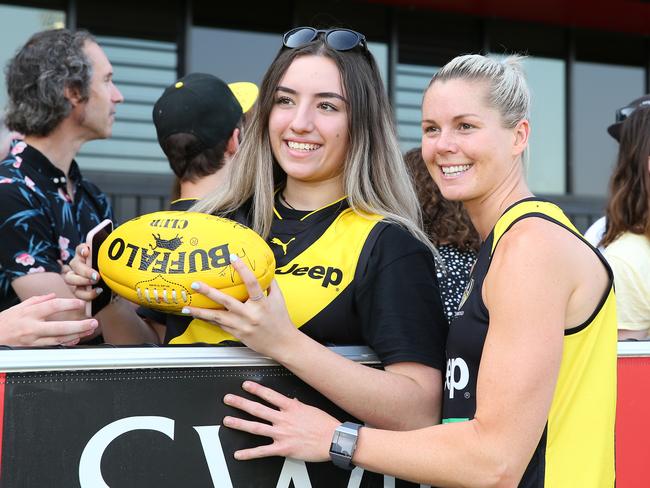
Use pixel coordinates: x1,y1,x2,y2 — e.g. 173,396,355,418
329,421,362,470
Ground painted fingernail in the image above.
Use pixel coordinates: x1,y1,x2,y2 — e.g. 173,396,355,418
190,282,200,290
91,272,98,281
230,253,239,263
95,287,103,295
181,307,190,314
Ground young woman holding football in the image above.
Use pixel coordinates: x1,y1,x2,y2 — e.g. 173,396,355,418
219,55,617,487
66,27,448,432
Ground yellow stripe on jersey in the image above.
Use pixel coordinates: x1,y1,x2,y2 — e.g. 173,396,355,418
492,200,616,487
170,208,382,345
546,289,616,486
492,200,580,252
277,208,381,328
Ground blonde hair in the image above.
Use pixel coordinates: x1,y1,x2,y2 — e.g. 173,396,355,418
192,34,441,264
427,54,531,165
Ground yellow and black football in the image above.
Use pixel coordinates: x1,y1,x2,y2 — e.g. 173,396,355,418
98,211,275,312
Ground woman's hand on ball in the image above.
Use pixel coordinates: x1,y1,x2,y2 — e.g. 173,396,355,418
183,254,300,357
63,243,102,302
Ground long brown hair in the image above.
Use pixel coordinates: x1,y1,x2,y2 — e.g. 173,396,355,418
404,147,480,252
602,106,650,247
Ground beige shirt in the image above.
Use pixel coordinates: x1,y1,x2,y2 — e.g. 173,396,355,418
604,232,650,332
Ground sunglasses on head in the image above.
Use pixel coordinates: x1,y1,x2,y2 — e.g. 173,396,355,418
615,100,650,123
283,27,367,52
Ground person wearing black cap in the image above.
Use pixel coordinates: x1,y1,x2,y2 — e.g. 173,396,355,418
63,74,259,343
607,94,650,142
153,73,258,210
584,94,650,249
137,74,258,339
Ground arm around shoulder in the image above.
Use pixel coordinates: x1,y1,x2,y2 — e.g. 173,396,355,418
353,220,577,486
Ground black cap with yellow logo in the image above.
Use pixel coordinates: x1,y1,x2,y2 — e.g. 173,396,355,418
153,73,258,150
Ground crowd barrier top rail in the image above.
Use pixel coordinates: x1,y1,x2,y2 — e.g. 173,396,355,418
0,342,644,372
616,340,650,357
0,345,380,372
0,342,645,486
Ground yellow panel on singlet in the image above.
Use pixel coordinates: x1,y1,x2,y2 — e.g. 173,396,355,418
170,208,381,345
493,200,617,487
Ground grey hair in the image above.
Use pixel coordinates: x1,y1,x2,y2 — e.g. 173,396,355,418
428,54,531,164
193,34,441,265
4,28,95,136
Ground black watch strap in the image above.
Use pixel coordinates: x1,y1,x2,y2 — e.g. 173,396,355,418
329,421,362,470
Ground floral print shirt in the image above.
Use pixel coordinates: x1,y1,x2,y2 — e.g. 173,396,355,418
0,140,113,310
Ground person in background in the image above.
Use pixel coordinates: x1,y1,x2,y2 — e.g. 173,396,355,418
600,106,650,340
153,73,258,210
138,72,258,340
404,147,479,323
0,28,123,343
584,94,650,250
221,54,616,488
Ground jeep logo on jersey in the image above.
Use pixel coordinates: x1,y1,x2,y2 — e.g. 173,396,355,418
445,357,469,399
106,237,230,273
275,263,343,288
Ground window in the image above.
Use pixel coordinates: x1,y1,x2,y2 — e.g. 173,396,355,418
188,27,280,85
368,42,389,91
571,30,646,197
0,4,66,113
395,63,436,152
395,9,482,152
488,55,567,195
487,22,567,194
76,36,177,174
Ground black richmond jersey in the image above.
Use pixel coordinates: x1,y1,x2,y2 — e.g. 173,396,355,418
142,196,447,370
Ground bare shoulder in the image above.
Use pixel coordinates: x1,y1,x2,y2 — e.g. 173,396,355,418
487,218,573,291
488,216,608,327
498,215,594,261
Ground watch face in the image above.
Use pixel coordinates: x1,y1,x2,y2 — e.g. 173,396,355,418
331,430,355,456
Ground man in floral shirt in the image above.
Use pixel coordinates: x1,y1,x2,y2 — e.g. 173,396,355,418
0,28,121,343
